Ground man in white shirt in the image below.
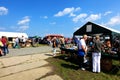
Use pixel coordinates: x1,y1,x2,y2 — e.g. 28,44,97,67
77,34,88,70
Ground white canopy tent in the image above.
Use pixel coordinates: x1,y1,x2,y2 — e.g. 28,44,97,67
0,32,29,48
0,31,28,38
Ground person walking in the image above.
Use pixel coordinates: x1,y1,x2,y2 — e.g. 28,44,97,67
13,37,20,49
92,35,104,73
5,36,9,54
60,37,65,48
52,37,57,56
77,34,88,70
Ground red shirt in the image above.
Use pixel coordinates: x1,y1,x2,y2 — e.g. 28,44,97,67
1,37,7,45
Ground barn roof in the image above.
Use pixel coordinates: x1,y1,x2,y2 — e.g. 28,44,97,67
73,22,120,36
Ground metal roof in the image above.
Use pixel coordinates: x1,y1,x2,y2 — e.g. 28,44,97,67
95,22,120,34
73,21,120,36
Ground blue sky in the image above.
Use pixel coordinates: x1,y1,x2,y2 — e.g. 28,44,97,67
0,0,120,37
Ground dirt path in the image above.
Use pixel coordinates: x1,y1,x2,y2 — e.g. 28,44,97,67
0,46,63,80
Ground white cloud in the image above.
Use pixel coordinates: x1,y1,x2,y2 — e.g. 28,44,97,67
18,16,30,25
72,13,101,23
72,13,87,22
43,16,48,19
0,6,8,15
104,11,112,16
75,7,80,11
69,13,76,17
85,14,101,22
17,16,30,31
54,7,80,17
106,15,120,26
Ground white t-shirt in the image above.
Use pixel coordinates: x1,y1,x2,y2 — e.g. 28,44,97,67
21,37,26,42
78,39,87,50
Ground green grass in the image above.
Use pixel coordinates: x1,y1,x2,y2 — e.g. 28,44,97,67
46,54,120,80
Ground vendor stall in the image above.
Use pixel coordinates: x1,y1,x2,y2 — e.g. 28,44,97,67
60,47,119,71
64,21,120,71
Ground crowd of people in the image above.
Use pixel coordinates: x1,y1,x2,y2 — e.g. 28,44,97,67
47,36,66,56
46,33,104,73
0,35,28,56
65,34,120,73
1,34,120,73
0,35,73,57
42,36,74,56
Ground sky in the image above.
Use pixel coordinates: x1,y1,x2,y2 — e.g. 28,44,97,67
0,0,120,37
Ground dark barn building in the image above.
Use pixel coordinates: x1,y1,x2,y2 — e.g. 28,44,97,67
73,22,120,42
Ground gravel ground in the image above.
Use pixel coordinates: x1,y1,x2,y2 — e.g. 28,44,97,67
1,46,60,58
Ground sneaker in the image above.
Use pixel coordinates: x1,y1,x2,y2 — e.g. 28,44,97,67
84,57,88,63
53,54,56,56
96,72,100,73
84,59,87,63
81,68,85,71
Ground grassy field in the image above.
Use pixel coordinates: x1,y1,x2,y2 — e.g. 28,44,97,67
46,54,120,80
